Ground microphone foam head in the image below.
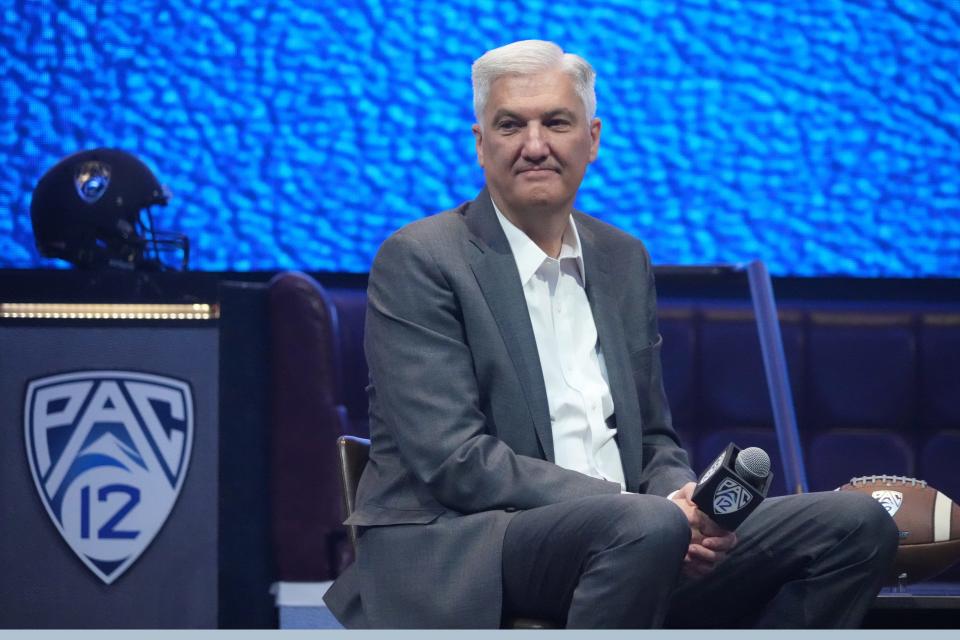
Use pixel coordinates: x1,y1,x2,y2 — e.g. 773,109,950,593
735,447,771,481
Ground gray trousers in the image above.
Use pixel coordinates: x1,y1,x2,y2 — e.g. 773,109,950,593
501,490,899,628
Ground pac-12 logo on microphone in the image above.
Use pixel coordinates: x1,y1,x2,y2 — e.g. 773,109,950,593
713,477,753,515
24,371,194,584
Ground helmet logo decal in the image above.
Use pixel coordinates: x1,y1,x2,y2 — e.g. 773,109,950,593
24,371,194,584
74,160,112,204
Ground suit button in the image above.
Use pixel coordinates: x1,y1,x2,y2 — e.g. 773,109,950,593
505,507,518,513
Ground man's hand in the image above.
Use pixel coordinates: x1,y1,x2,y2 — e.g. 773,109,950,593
669,481,738,578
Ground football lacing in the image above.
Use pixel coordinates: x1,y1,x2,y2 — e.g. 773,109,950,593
849,475,927,488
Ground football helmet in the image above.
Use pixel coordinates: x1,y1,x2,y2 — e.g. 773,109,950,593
30,148,190,270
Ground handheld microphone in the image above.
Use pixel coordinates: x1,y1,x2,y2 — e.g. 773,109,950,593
692,443,772,531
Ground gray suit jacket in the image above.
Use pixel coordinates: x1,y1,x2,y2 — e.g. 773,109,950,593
324,188,696,628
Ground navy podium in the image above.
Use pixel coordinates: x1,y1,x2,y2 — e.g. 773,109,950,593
0,271,274,628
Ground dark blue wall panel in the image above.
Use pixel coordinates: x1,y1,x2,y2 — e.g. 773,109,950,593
2,0,958,275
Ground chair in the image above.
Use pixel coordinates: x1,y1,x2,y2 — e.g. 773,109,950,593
268,271,352,581
335,435,557,629
336,435,370,554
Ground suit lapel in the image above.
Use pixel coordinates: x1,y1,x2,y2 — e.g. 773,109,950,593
464,190,555,461
578,218,644,491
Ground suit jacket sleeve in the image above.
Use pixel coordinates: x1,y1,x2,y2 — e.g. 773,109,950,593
628,242,697,497
364,228,621,515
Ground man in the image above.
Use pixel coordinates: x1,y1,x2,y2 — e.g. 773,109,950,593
324,40,897,628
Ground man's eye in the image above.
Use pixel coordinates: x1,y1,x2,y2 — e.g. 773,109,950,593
547,119,571,129
497,120,520,131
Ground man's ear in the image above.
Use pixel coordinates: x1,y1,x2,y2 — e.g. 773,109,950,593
472,123,485,167
588,118,602,163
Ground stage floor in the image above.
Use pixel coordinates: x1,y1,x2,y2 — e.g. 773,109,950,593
274,581,960,629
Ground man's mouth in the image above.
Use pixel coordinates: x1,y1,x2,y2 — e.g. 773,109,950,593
517,166,559,175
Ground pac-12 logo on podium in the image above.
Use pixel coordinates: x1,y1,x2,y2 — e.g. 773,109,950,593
24,371,194,584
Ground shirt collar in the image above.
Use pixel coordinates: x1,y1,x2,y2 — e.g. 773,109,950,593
492,198,586,286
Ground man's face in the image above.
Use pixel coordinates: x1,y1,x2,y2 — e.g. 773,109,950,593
472,68,601,219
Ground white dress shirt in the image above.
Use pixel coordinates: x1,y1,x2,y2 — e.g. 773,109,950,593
494,204,626,490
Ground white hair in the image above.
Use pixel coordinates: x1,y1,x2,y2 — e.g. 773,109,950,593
471,40,597,125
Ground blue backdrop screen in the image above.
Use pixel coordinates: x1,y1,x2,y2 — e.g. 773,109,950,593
2,0,958,275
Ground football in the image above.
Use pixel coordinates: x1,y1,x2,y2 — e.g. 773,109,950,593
837,475,960,584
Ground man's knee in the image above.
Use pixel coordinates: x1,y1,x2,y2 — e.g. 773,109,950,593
593,494,691,559
826,491,900,560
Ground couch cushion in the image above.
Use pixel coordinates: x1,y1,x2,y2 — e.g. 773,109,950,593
806,312,917,432
699,307,804,431
919,314,960,432
658,306,697,435
808,430,914,492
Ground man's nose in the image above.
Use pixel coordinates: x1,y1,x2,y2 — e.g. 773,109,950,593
520,123,549,161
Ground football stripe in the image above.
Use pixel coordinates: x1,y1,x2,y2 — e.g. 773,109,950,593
934,492,951,543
